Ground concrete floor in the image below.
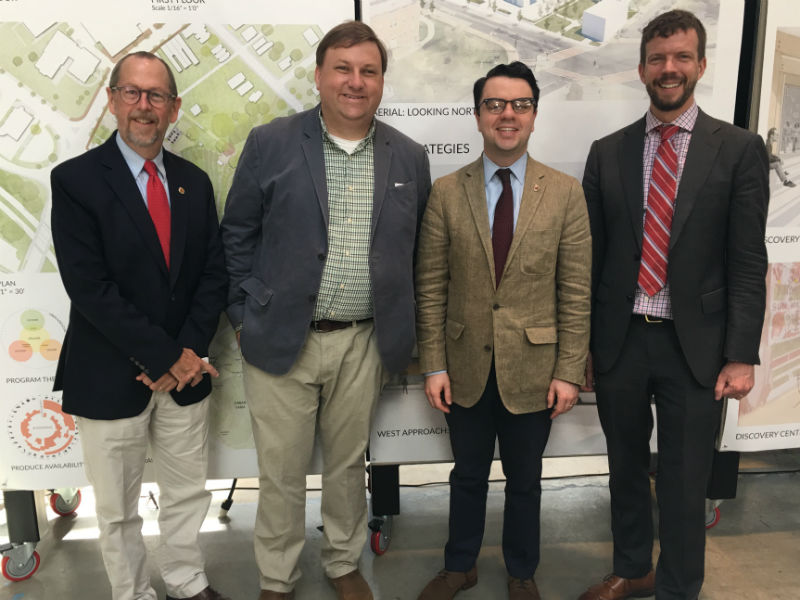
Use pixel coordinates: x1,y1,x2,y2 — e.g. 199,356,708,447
2,452,799,600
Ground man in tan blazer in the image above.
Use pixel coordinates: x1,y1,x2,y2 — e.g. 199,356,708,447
415,62,591,600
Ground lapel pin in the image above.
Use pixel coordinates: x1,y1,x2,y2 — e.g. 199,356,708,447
533,184,540,192
178,187,185,195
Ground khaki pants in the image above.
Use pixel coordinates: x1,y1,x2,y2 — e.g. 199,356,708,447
77,393,211,600
245,321,384,592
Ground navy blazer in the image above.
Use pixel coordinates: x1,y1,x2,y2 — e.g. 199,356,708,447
221,106,431,375
583,109,769,387
51,133,228,419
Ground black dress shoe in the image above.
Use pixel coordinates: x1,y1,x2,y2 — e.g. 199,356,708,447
166,586,231,600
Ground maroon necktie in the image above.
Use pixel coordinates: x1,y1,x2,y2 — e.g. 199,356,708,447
144,160,170,268
638,125,679,296
493,168,513,287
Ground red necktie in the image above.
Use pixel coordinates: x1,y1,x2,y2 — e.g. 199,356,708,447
493,168,513,287
638,125,679,296
144,160,170,268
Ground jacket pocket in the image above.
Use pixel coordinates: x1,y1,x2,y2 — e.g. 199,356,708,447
240,277,273,308
446,319,465,340
519,230,558,275
525,325,558,344
700,287,726,314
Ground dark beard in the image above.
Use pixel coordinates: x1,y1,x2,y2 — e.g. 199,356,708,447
646,77,696,113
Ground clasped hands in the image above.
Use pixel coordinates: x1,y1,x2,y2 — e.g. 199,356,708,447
135,348,220,393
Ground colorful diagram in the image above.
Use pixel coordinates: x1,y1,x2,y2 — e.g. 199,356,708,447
7,395,78,458
4,308,65,368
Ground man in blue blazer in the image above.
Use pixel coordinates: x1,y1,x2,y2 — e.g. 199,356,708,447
221,21,430,600
51,52,228,600
578,10,769,600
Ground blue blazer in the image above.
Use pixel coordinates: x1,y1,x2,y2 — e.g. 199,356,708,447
221,106,431,375
51,133,228,419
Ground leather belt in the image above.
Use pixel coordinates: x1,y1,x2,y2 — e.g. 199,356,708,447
310,318,372,333
633,313,671,324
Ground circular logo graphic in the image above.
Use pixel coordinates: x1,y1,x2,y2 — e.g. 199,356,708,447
3,308,65,369
7,395,78,458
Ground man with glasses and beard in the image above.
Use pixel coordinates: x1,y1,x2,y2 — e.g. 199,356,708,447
51,52,228,600
578,10,769,600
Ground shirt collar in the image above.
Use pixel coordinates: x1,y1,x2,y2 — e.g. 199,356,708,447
645,102,699,134
319,111,376,150
482,152,528,186
115,131,165,179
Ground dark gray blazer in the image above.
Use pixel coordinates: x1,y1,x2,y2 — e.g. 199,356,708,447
221,106,431,375
583,109,769,387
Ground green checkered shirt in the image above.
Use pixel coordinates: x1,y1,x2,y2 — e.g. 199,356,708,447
313,116,375,321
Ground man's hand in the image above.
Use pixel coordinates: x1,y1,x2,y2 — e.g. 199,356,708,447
580,352,595,392
714,361,755,401
136,371,178,393
547,377,579,420
425,372,452,413
169,348,220,392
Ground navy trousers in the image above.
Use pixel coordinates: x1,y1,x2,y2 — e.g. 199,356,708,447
443,366,552,578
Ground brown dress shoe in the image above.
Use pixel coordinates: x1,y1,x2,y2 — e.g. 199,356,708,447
166,586,231,600
578,571,655,600
508,576,541,600
258,591,294,600
417,566,478,600
328,569,374,600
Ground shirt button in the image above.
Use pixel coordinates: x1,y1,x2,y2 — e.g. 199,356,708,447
348,185,354,191
345,251,350,256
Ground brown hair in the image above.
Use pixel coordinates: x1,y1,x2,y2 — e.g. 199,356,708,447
316,21,388,74
109,51,177,96
640,9,706,64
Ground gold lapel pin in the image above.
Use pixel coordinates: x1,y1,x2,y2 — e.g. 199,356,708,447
178,187,185,195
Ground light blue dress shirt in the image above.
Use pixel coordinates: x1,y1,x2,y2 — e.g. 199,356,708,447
482,152,527,232
115,134,171,207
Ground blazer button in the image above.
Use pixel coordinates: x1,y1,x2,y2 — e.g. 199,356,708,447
484,344,492,352
633,253,641,261
170,294,176,301
493,303,500,310
626,295,634,302
318,253,325,261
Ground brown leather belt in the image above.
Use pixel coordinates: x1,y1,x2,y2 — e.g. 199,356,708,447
310,318,372,333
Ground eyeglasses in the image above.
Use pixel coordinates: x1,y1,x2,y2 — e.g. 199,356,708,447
111,85,176,107
479,97,537,114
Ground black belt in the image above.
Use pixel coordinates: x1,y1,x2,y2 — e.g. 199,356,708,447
632,313,671,324
310,318,372,333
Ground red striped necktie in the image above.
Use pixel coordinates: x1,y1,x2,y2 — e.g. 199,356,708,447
638,124,679,296
144,160,170,268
